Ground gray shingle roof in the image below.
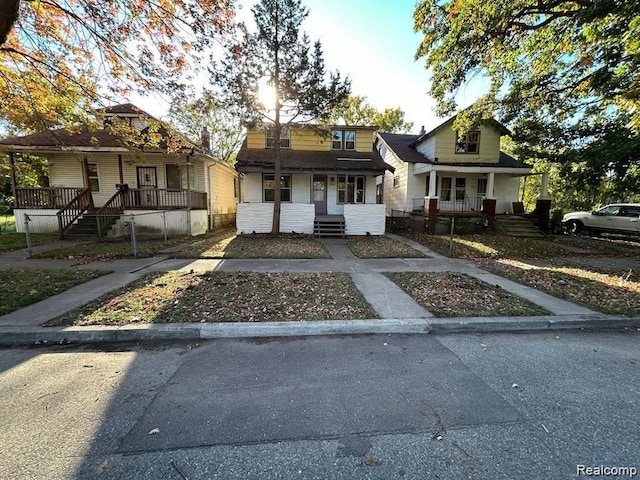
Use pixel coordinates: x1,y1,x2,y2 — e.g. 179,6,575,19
236,142,394,174
377,133,432,163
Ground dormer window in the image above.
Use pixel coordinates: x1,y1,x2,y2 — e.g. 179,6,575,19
331,129,356,150
455,131,480,154
266,126,290,148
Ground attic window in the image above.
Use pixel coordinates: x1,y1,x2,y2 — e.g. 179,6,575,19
455,131,480,154
266,126,290,149
332,130,356,150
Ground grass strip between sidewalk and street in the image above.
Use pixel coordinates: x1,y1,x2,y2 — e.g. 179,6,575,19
46,271,378,326
0,269,110,315
385,272,550,317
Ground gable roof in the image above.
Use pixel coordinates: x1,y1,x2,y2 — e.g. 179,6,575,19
236,141,394,174
0,104,198,154
409,115,511,148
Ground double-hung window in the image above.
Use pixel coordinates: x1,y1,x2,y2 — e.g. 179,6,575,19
337,175,365,204
331,129,356,150
263,174,291,202
166,164,195,190
265,126,290,148
455,131,480,153
87,163,100,192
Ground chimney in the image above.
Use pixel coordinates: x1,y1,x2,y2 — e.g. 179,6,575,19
419,125,426,135
201,126,211,152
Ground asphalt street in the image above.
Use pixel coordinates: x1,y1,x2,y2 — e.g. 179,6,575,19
1,331,639,479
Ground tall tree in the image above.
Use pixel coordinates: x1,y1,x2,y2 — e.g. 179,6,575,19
168,98,244,165
327,95,414,133
213,0,350,233
414,0,640,205
0,0,234,133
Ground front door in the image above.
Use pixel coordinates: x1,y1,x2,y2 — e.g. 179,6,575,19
136,166,158,207
313,175,327,214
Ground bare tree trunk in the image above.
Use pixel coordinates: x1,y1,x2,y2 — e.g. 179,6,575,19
271,1,281,235
0,0,20,47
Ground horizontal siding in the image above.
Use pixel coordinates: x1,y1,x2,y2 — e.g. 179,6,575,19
236,202,315,234
245,127,376,152
208,162,238,214
344,204,386,235
433,124,501,164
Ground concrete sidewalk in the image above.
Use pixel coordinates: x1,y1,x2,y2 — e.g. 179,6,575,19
1,234,639,345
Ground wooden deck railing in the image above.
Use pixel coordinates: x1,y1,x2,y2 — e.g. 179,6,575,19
57,188,94,238
16,187,84,209
122,188,207,210
95,188,126,238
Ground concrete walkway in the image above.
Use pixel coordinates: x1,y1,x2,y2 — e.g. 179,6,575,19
1,234,638,345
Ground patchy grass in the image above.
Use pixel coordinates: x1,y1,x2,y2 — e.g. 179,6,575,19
0,233,60,253
407,232,640,260
47,271,377,326
348,236,426,258
385,272,549,317
476,259,640,315
33,236,193,263
174,233,331,259
0,269,109,315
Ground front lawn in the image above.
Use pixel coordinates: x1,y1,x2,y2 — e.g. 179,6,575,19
47,271,377,326
348,236,426,258
0,269,110,315
386,272,550,317
173,232,331,259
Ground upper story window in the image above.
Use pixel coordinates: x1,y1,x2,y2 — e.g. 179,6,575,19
266,126,290,149
455,131,480,154
331,129,356,150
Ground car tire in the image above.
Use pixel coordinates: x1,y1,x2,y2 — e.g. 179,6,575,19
566,220,583,235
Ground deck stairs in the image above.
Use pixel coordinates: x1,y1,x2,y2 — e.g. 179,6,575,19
314,215,346,238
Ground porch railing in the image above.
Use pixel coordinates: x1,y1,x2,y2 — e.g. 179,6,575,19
122,188,207,210
95,188,126,238
413,196,484,213
57,188,93,238
16,187,84,209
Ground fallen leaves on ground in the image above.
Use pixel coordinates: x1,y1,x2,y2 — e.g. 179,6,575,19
348,236,426,258
47,271,378,326
475,259,640,315
174,233,330,259
385,272,549,317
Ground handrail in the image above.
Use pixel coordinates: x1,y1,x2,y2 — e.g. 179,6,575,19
56,188,93,239
95,188,126,238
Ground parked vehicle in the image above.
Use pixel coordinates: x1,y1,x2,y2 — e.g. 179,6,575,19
562,204,640,235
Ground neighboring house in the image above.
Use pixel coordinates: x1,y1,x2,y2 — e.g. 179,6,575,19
376,116,540,220
235,124,394,236
0,104,238,237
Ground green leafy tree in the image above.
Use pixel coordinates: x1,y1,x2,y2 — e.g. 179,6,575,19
168,99,244,165
213,0,350,233
414,0,640,205
327,95,414,133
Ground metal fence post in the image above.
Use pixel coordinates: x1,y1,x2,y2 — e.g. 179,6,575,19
24,213,32,258
449,216,455,257
130,214,137,257
162,211,168,242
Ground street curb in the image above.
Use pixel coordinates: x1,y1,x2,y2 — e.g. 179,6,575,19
1,315,639,346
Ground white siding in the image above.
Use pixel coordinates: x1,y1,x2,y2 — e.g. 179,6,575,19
344,204,386,235
493,176,522,213
13,209,59,233
236,203,315,234
378,139,410,214
416,137,435,160
292,174,311,203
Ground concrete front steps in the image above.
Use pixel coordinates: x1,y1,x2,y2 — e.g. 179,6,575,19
496,215,545,238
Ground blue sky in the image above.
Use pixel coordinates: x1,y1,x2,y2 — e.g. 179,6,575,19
135,0,485,133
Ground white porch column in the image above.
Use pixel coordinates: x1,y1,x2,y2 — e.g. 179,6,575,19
427,171,437,197
540,171,550,198
486,172,496,199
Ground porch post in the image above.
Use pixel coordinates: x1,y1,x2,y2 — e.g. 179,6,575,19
9,152,17,206
483,198,497,232
540,172,549,198
424,197,438,234
427,171,437,197
486,172,495,199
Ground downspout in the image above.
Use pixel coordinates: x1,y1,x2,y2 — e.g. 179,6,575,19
117,154,124,185
186,154,192,235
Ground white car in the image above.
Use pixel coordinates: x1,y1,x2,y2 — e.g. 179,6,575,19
562,203,640,235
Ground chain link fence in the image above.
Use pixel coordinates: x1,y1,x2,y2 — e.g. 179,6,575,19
20,210,193,257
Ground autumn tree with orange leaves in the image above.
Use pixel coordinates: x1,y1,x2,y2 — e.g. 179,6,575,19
0,0,235,133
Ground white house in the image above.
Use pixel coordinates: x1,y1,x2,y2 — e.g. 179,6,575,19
1,104,238,237
235,124,394,236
